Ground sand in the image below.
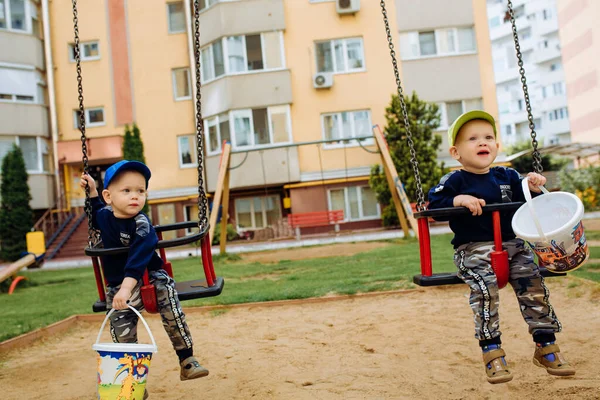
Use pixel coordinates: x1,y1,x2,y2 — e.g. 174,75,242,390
1,275,599,400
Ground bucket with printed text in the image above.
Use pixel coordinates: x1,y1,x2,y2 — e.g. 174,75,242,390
93,305,158,400
512,177,589,273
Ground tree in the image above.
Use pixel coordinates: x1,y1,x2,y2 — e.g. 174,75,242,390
369,92,446,226
505,141,569,173
122,123,149,213
0,145,33,261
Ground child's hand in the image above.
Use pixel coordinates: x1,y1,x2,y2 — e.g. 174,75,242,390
80,173,98,197
527,172,546,193
454,194,486,216
112,287,132,310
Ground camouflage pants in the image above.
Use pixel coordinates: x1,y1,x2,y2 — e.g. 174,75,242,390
106,269,193,352
454,239,561,343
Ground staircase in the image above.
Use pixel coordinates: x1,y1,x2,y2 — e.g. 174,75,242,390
45,214,89,260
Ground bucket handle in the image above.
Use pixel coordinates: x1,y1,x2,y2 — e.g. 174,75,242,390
95,304,157,351
521,176,550,244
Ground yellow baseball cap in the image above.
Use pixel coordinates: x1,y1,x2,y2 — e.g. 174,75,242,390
448,110,497,146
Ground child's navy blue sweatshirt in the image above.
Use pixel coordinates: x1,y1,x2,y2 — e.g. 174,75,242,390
91,197,163,286
428,167,532,248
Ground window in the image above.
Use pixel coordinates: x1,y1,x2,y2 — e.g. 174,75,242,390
0,136,49,173
69,41,100,62
328,186,380,221
503,125,512,135
0,0,29,32
489,16,500,28
315,37,365,73
548,108,568,121
184,204,199,234
177,135,197,167
205,105,291,153
437,98,483,128
172,68,191,100
167,2,185,33
235,195,281,230
400,27,476,59
0,66,37,102
200,32,284,82
73,107,105,128
321,110,373,147
543,9,552,20
550,62,561,71
552,82,564,96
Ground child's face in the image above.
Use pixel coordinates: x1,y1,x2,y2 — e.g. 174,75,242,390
449,119,499,174
102,170,147,218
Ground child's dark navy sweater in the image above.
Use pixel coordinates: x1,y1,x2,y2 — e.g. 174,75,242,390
427,167,533,248
91,197,163,286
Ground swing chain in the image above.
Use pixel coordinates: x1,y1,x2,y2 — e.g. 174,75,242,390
72,0,96,246
507,0,543,174
380,0,426,211
192,0,209,231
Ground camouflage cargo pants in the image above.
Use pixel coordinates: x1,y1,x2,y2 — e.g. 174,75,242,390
106,269,193,352
453,239,561,343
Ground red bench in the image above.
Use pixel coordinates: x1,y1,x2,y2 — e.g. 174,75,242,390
287,210,345,239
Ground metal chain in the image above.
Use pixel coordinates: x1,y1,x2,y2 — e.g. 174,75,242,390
192,0,209,230
379,0,426,211
507,0,543,174
72,0,95,246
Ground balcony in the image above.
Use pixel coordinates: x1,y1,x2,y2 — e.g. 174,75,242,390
490,16,530,42
542,118,570,137
536,18,559,36
0,103,49,136
199,0,285,46
201,69,292,118
0,31,45,69
494,67,519,84
205,146,300,192
534,46,561,64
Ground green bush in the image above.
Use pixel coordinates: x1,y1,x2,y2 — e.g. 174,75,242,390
558,166,600,211
212,223,239,245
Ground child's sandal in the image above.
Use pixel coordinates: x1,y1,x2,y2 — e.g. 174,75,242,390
483,348,513,384
533,344,575,376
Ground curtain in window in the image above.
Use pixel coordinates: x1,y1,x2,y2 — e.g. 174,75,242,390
270,106,289,143
346,39,364,69
333,40,344,72
353,111,370,140
323,114,340,141
262,32,282,69
419,32,436,56
227,36,245,73
233,113,251,146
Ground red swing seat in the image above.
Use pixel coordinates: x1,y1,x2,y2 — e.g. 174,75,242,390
87,221,224,313
412,202,565,288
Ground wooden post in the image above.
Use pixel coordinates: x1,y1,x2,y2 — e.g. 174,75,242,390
208,142,232,245
373,126,419,239
219,168,230,254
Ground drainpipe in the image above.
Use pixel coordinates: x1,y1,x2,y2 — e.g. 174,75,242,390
42,0,61,209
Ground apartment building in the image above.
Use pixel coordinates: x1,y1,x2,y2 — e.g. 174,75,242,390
395,0,499,166
487,0,571,148
0,0,56,211
556,0,600,144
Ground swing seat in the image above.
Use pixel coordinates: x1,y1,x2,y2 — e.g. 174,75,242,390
413,202,566,287
87,221,224,313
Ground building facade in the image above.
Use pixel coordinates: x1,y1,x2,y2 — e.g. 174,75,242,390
556,0,600,144
0,0,56,211
487,0,571,148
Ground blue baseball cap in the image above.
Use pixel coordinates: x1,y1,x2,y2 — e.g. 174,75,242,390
103,160,151,189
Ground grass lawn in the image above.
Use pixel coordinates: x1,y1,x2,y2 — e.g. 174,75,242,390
1,233,599,342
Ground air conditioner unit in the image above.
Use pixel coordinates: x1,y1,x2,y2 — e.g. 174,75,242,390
313,72,334,89
336,0,360,15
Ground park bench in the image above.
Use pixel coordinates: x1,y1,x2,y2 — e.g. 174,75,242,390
287,210,345,240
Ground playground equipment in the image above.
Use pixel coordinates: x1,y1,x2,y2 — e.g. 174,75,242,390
378,0,568,287
0,231,46,294
70,0,223,313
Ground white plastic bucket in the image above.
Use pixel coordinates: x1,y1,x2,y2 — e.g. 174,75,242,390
93,305,158,400
512,177,589,273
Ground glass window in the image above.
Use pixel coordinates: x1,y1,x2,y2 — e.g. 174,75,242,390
0,137,15,167
227,36,245,73
253,197,264,228
458,27,476,52
236,198,252,229
328,186,379,221
245,34,264,71
315,37,365,73
184,204,199,234
437,29,456,54
157,204,176,240
270,106,289,143
212,40,225,77
235,195,281,230
41,140,50,172
446,102,464,124
419,32,436,56
167,2,185,33
463,98,483,112
252,108,269,145
69,41,100,62
345,38,364,70
9,0,25,31
361,187,379,218
172,68,191,100
399,32,419,59
347,186,359,219
0,0,6,29
201,47,214,81
19,136,37,171
232,110,251,147
322,110,373,146
262,31,282,69
315,42,333,72
73,107,105,128
178,135,196,166
329,189,345,213
207,118,219,153
219,112,231,144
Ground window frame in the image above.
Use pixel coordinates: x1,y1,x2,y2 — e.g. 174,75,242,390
320,109,374,149
166,1,186,34
314,37,366,75
205,105,292,155
327,185,381,222
68,41,101,62
0,0,31,33
14,136,48,174
177,134,198,168
72,107,106,129
234,194,282,231
399,26,477,60
436,98,483,129
172,67,192,101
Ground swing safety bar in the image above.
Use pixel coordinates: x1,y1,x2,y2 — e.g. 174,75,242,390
412,202,565,286
88,221,223,312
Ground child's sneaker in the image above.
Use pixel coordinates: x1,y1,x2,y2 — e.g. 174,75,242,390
482,344,513,384
180,356,209,381
533,342,575,376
